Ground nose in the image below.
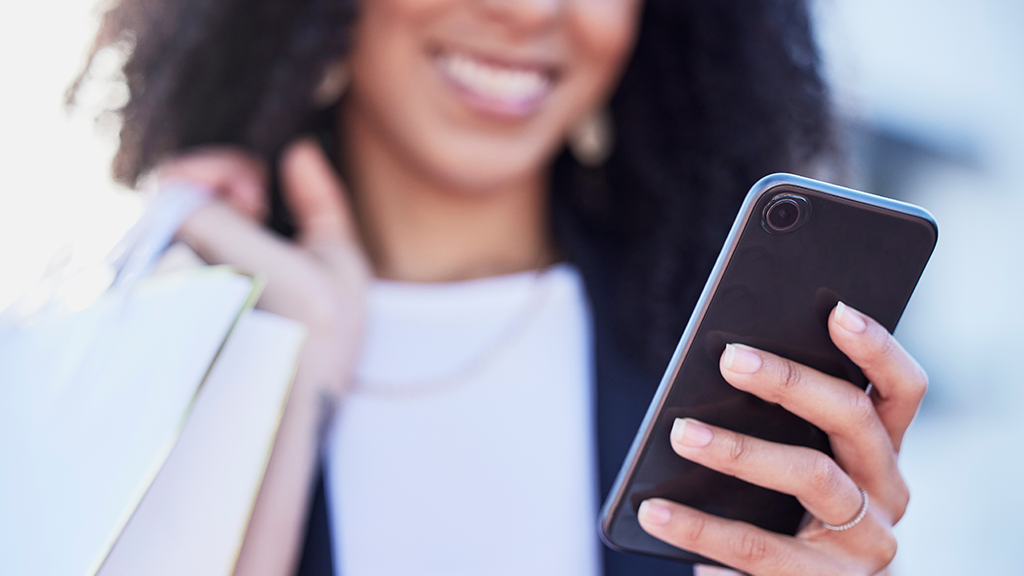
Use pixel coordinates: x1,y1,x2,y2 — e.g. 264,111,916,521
478,0,565,33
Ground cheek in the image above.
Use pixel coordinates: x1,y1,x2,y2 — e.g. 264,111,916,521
347,0,472,172
566,0,644,106
348,0,452,96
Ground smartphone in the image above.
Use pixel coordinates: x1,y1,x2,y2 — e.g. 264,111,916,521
598,173,937,565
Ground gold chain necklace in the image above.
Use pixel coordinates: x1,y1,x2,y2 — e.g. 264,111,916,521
351,266,559,401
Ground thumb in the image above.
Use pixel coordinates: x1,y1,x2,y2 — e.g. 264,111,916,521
279,138,360,247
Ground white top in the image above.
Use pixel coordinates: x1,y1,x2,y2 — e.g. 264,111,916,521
325,264,602,576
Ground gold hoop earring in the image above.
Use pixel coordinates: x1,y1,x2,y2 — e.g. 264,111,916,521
568,108,613,167
313,60,350,107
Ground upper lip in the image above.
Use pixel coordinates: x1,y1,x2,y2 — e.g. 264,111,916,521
430,44,563,81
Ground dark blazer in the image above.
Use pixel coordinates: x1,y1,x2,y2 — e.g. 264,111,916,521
293,246,694,576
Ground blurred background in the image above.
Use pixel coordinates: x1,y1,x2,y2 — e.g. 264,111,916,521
1,0,1021,573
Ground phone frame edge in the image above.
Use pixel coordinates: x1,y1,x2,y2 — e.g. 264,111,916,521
597,174,772,546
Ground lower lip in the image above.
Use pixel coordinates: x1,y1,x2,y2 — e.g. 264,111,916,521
434,59,552,120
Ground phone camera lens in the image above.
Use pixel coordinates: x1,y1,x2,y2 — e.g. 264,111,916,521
762,194,809,234
767,199,799,231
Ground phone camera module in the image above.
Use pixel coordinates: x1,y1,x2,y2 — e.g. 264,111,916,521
763,194,810,234
767,199,799,230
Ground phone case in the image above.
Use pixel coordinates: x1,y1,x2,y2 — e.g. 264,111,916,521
598,173,938,565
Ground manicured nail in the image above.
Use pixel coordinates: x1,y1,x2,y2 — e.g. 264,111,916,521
671,418,713,448
835,301,867,333
639,499,672,526
723,343,762,374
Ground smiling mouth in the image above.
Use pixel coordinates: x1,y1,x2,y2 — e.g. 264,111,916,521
434,50,555,118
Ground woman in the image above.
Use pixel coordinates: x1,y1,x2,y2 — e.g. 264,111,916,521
73,0,925,574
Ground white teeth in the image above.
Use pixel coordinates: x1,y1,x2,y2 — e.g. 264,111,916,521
439,52,549,102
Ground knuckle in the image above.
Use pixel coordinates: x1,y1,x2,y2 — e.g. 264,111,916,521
771,359,803,401
681,513,708,545
859,330,900,371
871,528,898,570
726,433,749,466
876,331,901,363
735,531,774,565
806,454,844,500
908,364,930,401
844,391,879,432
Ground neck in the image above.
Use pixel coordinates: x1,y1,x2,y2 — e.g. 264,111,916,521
340,107,555,283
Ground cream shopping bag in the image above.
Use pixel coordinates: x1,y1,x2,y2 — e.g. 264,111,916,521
0,188,305,576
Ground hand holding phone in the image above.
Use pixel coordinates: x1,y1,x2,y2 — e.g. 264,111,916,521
600,174,936,574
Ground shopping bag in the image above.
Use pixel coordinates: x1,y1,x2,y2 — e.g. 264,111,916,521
96,308,304,576
0,188,304,576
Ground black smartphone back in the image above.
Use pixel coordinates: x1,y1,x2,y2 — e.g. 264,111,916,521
599,174,937,565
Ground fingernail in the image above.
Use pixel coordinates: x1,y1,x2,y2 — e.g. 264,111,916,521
671,418,713,448
723,343,762,374
835,301,867,333
639,500,672,526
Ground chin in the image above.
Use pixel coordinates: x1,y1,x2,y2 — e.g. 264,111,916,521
413,131,563,196
439,154,556,197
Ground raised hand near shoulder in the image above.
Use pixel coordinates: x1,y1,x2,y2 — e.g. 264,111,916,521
161,139,370,403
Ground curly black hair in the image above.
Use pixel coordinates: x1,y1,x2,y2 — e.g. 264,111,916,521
72,0,834,369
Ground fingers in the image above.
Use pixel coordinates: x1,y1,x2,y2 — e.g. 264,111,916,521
279,139,360,247
176,201,341,327
718,344,906,518
828,302,928,452
637,499,896,576
171,138,369,330
668,418,862,527
654,305,922,575
279,139,370,292
638,499,798,574
157,146,268,221
637,500,820,576
719,344,895,468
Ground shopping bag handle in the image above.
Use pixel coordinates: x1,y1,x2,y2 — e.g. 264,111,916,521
0,185,210,327
105,185,211,295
